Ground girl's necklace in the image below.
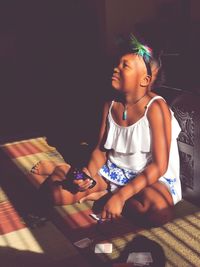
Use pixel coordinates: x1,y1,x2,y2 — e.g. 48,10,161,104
122,93,147,120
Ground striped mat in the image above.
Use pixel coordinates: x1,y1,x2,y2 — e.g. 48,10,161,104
1,137,200,267
0,185,93,267
0,137,93,267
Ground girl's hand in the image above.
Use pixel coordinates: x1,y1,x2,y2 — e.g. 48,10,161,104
73,167,93,191
101,194,125,220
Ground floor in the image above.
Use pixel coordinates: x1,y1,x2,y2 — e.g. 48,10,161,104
0,138,200,267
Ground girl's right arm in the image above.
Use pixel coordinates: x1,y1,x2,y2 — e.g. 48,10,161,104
85,102,110,177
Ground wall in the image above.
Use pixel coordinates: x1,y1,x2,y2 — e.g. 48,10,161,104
95,0,199,55
0,1,103,155
105,0,157,55
97,0,200,91
1,1,200,151
191,0,200,20
0,3,16,140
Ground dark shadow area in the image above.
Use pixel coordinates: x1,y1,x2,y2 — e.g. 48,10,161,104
0,158,49,222
0,246,92,267
0,1,108,154
1,1,200,152
0,145,112,267
116,235,166,267
133,0,200,92
0,145,55,229
0,246,56,267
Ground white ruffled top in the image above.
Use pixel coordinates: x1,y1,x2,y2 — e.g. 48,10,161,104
104,96,181,172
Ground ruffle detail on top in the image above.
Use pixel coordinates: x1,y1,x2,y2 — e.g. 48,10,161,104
104,114,151,154
104,98,181,154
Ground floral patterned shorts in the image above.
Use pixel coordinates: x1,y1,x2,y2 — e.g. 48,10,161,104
98,159,138,192
99,159,180,204
159,176,180,205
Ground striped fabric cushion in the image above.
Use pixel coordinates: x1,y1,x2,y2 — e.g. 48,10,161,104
0,137,141,239
0,137,97,230
0,137,65,188
2,137,199,267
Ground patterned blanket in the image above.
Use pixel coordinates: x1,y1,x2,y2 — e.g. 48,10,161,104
0,185,91,267
0,137,65,188
1,137,200,267
0,137,94,267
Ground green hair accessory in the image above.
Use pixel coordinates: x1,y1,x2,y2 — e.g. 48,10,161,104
129,34,152,63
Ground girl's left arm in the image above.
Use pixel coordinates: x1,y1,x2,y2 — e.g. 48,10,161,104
117,99,172,202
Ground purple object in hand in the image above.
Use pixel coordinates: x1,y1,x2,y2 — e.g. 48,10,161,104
72,168,96,189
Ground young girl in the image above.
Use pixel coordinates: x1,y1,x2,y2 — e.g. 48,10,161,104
33,35,182,225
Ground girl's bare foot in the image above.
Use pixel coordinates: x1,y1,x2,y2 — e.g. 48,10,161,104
30,160,71,176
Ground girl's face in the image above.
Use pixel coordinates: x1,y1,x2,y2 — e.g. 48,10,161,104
112,53,148,93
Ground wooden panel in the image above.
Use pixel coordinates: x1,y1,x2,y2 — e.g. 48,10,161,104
171,92,200,205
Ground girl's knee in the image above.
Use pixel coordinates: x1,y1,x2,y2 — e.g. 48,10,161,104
146,205,174,226
144,190,174,226
125,197,150,216
125,189,174,226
